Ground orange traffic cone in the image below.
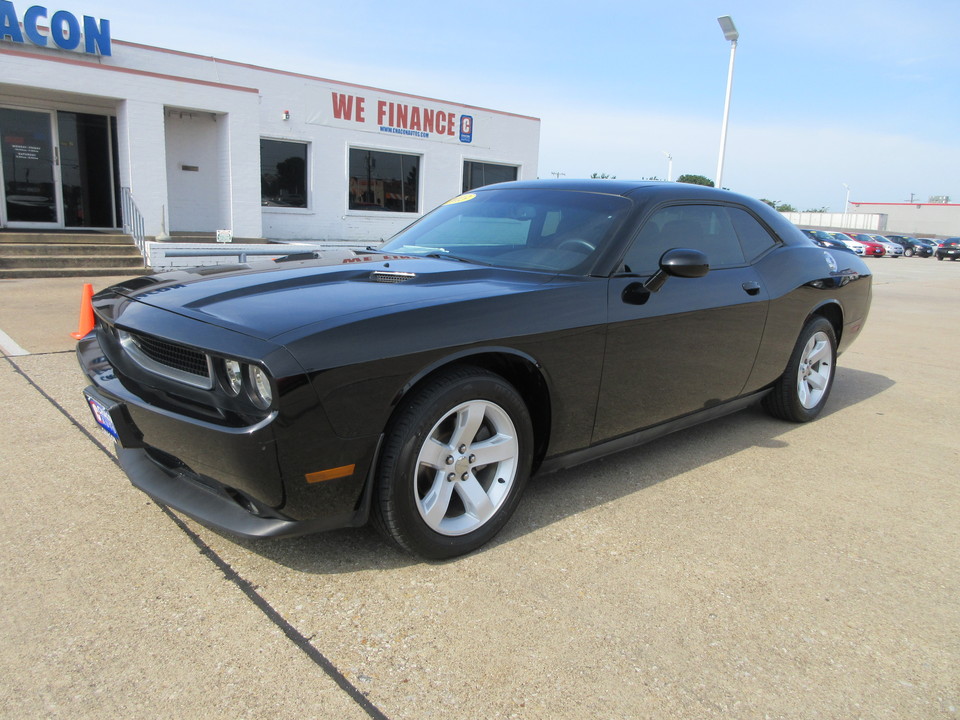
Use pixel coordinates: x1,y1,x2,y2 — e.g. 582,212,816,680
71,283,95,339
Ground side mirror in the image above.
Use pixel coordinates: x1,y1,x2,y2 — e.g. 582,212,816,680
643,248,709,292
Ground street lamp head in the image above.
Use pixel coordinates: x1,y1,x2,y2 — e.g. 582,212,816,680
717,15,739,42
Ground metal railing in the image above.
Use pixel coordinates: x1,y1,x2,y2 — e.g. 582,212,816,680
120,187,147,263
149,244,363,271
159,246,310,263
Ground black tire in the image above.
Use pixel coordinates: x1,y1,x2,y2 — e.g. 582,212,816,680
903,248,914,257
937,255,944,261
372,366,533,559
763,316,837,423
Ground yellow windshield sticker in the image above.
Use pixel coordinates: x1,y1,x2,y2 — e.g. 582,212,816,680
444,193,476,205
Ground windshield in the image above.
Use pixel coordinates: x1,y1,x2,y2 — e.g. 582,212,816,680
381,188,633,274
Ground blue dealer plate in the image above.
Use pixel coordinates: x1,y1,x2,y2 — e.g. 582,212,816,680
85,392,119,441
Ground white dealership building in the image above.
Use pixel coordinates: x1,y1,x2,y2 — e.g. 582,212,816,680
0,5,540,242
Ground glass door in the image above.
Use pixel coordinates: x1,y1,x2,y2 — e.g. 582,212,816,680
58,111,118,228
0,108,62,227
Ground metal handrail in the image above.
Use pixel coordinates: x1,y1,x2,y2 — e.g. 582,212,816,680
120,187,147,264
160,246,314,263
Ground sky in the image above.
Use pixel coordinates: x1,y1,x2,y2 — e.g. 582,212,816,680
57,0,960,211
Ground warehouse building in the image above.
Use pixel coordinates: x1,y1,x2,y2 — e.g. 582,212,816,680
847,201,960,238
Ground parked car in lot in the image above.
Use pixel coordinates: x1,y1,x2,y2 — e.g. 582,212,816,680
800,229,855,253
936,238,960,260
800,228,853,252
843,233,886,257
826,232,866,255
77,180,873,559
871,235,904,258
885,235,933,258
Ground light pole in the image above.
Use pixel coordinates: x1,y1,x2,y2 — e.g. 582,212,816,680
663,151,673,181
662,150,673,182
715,15,739,189
842,183,850,216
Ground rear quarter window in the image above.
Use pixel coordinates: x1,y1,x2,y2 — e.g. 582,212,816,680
728,207,779,261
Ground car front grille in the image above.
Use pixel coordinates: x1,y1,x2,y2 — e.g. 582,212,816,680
118,329,214,389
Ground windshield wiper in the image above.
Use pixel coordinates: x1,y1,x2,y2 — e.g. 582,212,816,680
423,252,489,266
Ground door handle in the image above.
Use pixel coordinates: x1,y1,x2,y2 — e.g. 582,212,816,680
742,281,761,296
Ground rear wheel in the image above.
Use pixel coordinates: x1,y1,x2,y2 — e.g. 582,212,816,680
903,248,914,257
372,366,533,559
763,316,837,423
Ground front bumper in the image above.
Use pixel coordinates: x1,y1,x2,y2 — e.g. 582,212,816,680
110,421,363,538
78,323,375,538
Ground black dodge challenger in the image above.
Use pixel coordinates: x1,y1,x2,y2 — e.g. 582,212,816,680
78,180,872,559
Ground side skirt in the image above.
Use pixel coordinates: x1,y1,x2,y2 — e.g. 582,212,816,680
537,390,769,476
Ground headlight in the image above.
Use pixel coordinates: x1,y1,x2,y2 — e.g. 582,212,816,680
223,359,243,396
217,358,274,410
248,365,273,409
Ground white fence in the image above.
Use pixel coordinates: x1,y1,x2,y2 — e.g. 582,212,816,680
780,212,886,231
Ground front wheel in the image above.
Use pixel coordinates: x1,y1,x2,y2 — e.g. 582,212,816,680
372,366,533,559
763,316,837,423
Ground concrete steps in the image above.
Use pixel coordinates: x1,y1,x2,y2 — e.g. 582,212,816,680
0,232,148,279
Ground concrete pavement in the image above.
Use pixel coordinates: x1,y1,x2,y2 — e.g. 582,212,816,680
0,261,957,719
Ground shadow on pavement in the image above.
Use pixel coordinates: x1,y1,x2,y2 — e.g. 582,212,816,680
240,366,894,575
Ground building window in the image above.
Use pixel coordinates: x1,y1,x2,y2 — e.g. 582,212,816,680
349,149,419,212
261,139,307,208
462,161,518,192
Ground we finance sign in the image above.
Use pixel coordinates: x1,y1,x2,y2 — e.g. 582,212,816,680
330,92,473,144
0,1,111,56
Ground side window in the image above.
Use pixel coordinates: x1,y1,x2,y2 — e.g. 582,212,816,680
621,214,668,274
729,207,778,260
622,204,745,274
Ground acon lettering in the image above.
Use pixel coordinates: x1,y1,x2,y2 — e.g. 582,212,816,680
0,1,111,55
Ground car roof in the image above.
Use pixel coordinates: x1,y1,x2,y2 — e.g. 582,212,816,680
487,178,754,204
483,178,785,218
475,179,807,249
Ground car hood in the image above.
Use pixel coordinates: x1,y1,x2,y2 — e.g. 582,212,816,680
103,252,556,341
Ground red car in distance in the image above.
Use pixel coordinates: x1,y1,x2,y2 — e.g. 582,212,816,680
842,233,886,257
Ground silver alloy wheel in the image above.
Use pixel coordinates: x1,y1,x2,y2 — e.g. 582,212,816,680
414,399,519,536
797,331,833,409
